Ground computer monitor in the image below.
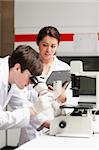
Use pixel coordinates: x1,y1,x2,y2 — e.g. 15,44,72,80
80,76,96,95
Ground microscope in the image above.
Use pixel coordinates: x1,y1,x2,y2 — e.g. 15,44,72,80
49,61,99,138
30,76,54,113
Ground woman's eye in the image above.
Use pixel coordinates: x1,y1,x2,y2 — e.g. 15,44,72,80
42,43,56,48
51,45,56,48
42,44,48,47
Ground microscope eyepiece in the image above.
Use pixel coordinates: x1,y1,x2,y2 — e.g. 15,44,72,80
29,76,39,87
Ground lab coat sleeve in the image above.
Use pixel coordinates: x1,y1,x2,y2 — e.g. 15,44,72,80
9,85,49,129
0,105,30,130
29,113,48,129
9,85,33,109
29,90,52,128
0,85,32,130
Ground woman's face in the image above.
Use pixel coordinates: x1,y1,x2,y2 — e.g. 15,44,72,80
38,36,59,61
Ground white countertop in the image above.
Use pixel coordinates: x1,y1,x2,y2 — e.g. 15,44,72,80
17,133,99,150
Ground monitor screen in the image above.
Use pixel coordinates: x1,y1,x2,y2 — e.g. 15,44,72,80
80,76,96,95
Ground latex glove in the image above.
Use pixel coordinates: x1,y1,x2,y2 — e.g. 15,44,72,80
42,107,55,120
34,82,48,96
33,92,54,113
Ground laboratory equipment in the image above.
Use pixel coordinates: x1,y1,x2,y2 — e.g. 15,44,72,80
49,61,99,138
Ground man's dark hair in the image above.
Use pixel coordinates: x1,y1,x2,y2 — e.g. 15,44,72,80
9,45,43,77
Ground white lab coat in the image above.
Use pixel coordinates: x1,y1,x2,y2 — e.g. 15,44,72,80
19,56,79,145
0,56,32,129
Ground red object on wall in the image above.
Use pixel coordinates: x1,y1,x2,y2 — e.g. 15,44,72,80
15,33,74,42
15,34,37,42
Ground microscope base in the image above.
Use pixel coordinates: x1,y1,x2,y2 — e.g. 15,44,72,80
49,115,93,138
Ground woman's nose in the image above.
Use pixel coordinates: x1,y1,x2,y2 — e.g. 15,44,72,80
47,46,51,52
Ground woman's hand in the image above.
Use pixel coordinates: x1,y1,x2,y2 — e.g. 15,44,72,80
48,82,69,103
57,82,68,103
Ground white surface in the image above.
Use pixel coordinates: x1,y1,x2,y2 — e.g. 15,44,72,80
16,133,99,150
79,95,96,103
15,1,97,27
74,33,98,54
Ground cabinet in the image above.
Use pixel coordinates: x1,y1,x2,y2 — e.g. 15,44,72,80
6,106,20,147
7,128,20,146
0,130,6,149
0,105,21,148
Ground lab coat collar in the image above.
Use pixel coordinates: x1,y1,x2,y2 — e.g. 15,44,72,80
53,55,60,64
42,56,57,78
46,56,58,74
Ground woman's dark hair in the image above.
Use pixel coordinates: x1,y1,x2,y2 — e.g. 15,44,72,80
9,45,43,77
36,26,60,45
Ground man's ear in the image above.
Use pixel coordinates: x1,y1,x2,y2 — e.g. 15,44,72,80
14,63,21,72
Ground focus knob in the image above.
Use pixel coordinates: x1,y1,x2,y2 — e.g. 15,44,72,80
59,120,66,128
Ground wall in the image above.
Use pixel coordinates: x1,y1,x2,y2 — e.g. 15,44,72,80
15,0,98,56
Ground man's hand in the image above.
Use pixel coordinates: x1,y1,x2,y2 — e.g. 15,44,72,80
33,92,54,113
37,120,50,131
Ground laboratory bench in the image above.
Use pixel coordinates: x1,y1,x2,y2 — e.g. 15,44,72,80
16,132,99,150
